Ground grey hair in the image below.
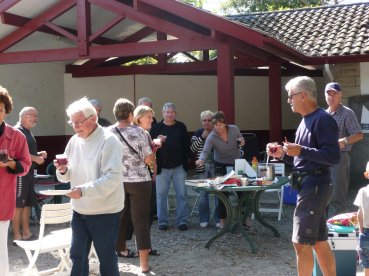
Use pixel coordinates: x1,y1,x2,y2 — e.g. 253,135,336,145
19,107,36,119
285,76,317,98
66,97,97,119
137,97,152,107
162,102,176,112
200,110,214,121
89,98,102,108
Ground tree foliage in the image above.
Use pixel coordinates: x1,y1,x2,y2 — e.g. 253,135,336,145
220,0,343,14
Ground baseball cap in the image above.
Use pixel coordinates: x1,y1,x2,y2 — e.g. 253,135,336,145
325,82,342,93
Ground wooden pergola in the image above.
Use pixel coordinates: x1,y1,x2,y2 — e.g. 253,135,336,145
0,0,362,141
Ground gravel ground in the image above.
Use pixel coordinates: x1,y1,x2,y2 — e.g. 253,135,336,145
8,186,363,275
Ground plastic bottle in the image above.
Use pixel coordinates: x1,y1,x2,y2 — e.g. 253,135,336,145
251,156,258,173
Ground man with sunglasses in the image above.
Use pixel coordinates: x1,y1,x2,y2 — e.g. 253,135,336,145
325,82,363,215
267,76,340,275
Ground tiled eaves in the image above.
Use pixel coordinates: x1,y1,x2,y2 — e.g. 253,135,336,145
227,4,369,58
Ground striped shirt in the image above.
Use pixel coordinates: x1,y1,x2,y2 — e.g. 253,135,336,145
190,128,213,174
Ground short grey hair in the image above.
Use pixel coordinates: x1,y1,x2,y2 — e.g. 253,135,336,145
285,76,317,98
66,97,97,119
162,102,176,112
19,107,37,119
137,97,152,107
200,110,213,121
89,98,102,108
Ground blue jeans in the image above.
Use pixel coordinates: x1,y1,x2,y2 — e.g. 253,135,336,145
156,165,188,226
197,163,219,224
358,228,369,269
70,211,120,276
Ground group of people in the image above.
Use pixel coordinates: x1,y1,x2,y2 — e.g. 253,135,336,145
1,75,368,276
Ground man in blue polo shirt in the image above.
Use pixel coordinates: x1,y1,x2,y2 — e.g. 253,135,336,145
267,76,340,276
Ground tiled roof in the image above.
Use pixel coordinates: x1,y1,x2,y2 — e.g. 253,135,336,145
228,4,369,57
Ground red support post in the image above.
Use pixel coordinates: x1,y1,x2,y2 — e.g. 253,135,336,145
217,41,235,124
77,0,90,56
268,62,282,142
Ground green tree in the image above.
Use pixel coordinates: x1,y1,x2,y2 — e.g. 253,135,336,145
221,0,342,14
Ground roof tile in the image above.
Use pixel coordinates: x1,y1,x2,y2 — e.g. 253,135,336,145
227,3,369,58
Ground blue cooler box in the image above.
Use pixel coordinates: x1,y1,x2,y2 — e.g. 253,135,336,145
283,184,297,205
313,231,357,276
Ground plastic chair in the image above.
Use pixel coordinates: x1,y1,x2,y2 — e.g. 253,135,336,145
190,192,216,222
257,162,285,220
16,202,73,276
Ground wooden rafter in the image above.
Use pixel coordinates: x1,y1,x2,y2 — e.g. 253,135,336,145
0,0,76,52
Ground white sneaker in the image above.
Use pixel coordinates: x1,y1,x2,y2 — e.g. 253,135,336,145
200,222,208,228
215,223,221,229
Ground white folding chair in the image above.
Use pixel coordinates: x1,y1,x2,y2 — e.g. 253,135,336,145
16,202,72,276
257,163,285,220
190,192,216,222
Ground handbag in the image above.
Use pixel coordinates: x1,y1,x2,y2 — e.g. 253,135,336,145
115,127,154,178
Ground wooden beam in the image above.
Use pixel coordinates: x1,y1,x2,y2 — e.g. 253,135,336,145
77,0,90,56
43,21,77,43
89,0,205,39
268,62,282,142
0,0,20,14
0,0,76,52
0,37,217,64
89,14,125,43
217,41,235,123
1,12,118,45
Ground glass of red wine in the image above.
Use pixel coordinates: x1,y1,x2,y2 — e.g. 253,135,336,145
268,142,278,162
0,149,8,163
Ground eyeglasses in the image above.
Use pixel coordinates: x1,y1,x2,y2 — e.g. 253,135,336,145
287,91,303,100
26,114,38,118
202,119,212,122
68,115,93,127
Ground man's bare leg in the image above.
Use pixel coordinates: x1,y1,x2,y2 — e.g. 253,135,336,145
314,240,336,276
293,242,314,276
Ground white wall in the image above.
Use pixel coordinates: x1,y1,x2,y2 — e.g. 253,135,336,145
0,62,65,135
0,63,326,135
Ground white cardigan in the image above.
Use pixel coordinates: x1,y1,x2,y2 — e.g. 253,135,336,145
57,126,124,215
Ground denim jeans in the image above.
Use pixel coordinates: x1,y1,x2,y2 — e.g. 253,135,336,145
197,163,219,224
156,165,188,226
70,211,120,276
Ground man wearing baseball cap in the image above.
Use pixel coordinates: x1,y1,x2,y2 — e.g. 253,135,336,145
325,82,363,215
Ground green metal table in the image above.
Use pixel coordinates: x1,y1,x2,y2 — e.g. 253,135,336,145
187,176,289,253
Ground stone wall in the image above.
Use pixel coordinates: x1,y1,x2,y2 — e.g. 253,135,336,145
333,63,361,97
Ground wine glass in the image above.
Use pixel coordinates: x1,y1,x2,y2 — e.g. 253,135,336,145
268,142,279,162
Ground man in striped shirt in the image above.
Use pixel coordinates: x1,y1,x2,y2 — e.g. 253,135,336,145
325,82,363,215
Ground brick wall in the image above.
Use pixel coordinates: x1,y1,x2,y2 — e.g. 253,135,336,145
333,63,361,97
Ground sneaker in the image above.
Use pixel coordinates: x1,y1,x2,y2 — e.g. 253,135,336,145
200,222,208,228
159,225,168,231
178,224,188,231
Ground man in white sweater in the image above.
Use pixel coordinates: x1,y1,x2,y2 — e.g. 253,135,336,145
55,97,124,276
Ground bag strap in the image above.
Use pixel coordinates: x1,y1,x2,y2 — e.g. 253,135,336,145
115,127,139,156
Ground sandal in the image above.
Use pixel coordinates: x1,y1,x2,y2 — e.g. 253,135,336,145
117,248,137,258
149,248,160,256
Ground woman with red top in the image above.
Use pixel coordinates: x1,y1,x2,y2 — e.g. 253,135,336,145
0,86,31,276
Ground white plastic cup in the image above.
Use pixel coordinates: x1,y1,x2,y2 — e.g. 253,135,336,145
366,161,369,172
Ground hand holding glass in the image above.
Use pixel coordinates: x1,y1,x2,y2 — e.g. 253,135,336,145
0,149,8,163
268,142,279,161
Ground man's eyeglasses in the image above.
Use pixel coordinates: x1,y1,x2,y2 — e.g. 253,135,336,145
287,91,303,100
26,114,38,118
202,119,212,122
68,115,93,127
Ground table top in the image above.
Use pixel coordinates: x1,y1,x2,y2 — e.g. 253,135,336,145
185,176,289,192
